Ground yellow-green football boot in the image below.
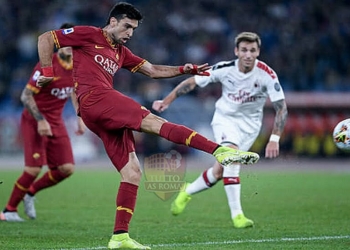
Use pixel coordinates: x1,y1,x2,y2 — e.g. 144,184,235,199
232,214,254,228
108,233,151,249
171,183,191,216
213,146,260,166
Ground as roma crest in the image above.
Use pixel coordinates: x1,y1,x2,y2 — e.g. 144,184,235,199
143,150,186,201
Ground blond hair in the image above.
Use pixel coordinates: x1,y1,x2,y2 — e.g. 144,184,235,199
235,32,261,48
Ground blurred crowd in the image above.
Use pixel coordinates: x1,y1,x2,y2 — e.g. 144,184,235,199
1,0,350,116
0,0,349,157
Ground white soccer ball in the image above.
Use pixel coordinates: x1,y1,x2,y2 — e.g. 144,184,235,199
333,118,350,151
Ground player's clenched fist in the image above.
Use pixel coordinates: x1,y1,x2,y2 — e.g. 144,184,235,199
36,75,54,87
152,100,169,113
37,119,53,136
179,63,211,76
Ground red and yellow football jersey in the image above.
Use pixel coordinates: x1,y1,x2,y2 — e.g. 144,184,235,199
51,26,146,100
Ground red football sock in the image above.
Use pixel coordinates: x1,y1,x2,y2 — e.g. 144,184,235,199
114,182,138,232
6,171,37,211
159,122,219,154
29,169,70,195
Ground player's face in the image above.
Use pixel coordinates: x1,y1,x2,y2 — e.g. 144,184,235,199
109,17,138,45
235,41,260,73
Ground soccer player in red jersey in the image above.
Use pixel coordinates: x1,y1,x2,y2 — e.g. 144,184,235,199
0,24,85,222
35,3,259,249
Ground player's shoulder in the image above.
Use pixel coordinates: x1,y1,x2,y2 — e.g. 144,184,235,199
68,25,101,34
211,60,236,71
255,59,277,80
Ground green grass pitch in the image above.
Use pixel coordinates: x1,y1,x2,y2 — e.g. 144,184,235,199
0,165,349,250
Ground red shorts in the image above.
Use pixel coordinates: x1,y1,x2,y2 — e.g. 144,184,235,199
21,113,74,168
79,88,150,170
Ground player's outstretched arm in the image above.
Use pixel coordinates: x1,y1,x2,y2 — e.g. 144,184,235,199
265,99,288,158
152,77,197,113
138,61,210,79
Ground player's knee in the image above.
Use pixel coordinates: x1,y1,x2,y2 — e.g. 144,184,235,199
121,166,142,184
24,166,41,177
58,163,75,176
213,163,224,179
214,170,223,179
128,168,142,183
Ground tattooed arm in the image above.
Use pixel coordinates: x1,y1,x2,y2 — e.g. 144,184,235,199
152,76,197,112
271,99,288,136
20,88,44,121
20,87,52,136
265,99,288,158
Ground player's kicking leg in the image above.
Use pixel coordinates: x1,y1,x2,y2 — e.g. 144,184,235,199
155,121,260,166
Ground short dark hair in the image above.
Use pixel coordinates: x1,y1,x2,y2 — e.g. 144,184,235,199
60,23,75,29
106,2,143,25
235,32,261,48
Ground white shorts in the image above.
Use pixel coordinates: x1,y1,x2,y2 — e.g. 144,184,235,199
211,113,260,151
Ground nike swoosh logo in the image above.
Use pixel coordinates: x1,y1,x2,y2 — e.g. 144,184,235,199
95,45,104,49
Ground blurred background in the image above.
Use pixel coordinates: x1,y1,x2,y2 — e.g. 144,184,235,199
0,0,350,163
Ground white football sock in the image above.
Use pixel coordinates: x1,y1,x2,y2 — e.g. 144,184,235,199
223,164,243,218
186,167,217,195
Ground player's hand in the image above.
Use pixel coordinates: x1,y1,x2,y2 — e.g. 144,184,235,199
36,75,54,87
37,119,53,136
152,100,169,112
180,63,211,76
265,141,279,158
75,117,86,135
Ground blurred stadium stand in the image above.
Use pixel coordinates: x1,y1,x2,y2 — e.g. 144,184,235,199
0,0,349,159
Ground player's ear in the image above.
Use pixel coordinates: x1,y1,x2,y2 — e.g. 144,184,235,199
109,17,117,26
234,47,238,56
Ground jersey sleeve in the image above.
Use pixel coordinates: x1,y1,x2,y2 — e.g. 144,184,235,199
25,62,42,94
51,26,98,49
121,46,146,72
266,71,285,102
194,64,221,88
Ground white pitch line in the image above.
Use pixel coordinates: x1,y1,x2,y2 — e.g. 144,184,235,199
152,235,350,248
50,235,350,250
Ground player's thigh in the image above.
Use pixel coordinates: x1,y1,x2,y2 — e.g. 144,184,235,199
99,128,136,171
81,89,150,131
21,116,47,167
238,131,259,151
212,122,258,151
46,136,74,169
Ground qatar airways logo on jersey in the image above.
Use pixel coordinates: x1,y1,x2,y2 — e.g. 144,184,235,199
51,87,74,100
94,54,119,75
228,90,258,103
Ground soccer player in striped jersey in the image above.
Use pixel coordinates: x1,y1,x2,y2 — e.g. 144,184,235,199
153,32,288,229
0,24,85,222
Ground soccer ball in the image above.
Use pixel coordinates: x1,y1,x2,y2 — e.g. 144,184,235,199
333,118,350,151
